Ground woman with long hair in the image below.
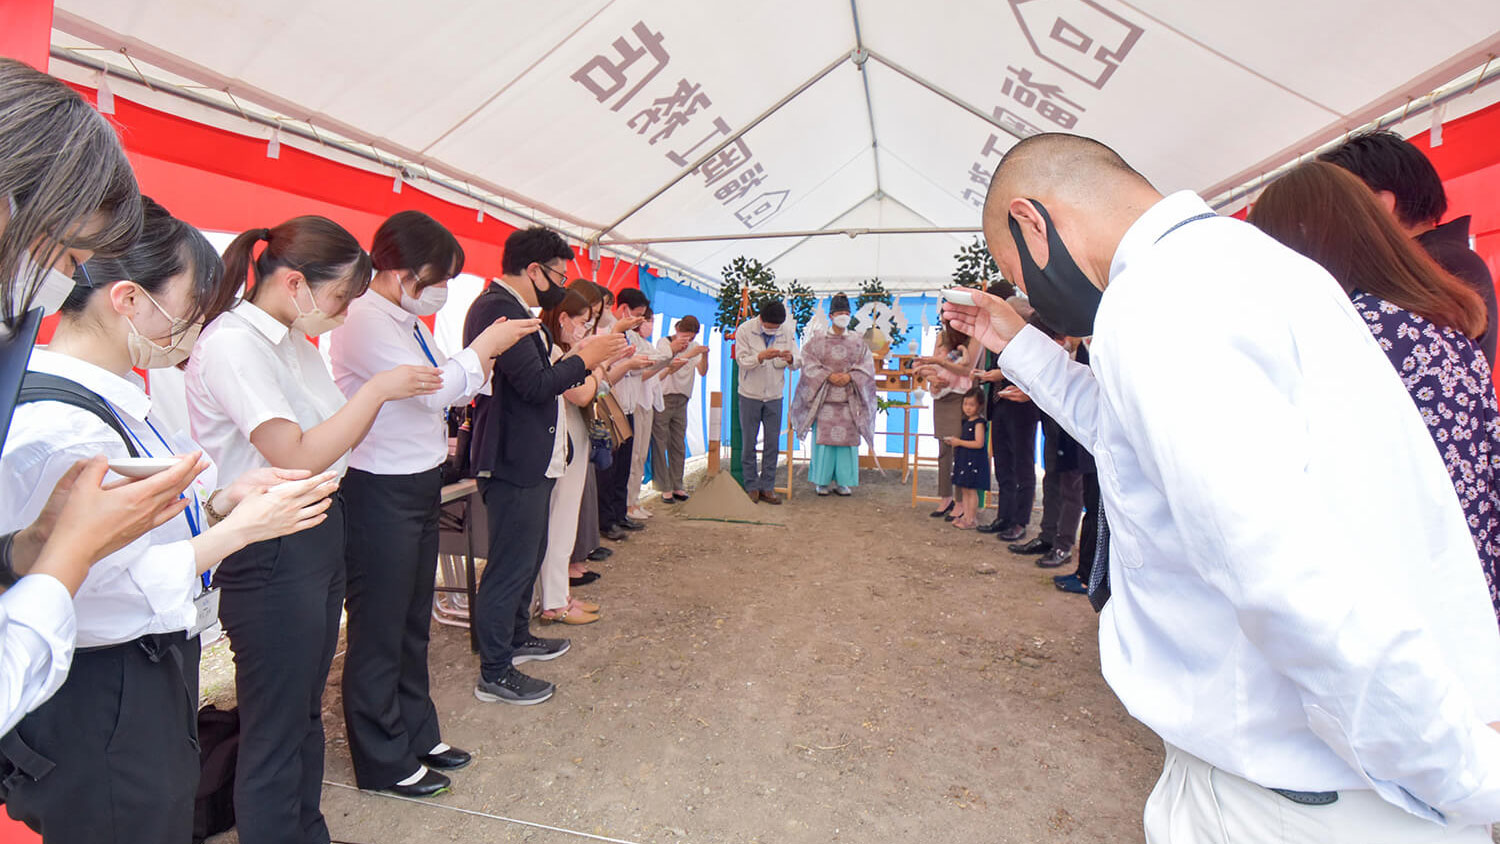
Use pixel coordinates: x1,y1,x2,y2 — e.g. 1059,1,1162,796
185,216,442,844
0,197,334,844
536,289,606,623
329,211,537,797
1250,160,1500,621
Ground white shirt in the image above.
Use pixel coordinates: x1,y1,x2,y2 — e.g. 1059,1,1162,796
1,349,214,647
734,316,800,401
0,575,75,735
629,332,668,413
329,291,487,475
999,190,1500,826
186,300,351,483
657,337,699,399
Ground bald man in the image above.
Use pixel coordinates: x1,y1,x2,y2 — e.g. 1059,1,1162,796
944,133,1500,842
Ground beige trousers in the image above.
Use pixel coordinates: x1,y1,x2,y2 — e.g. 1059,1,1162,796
627,405,654,507
1144,744,1491,844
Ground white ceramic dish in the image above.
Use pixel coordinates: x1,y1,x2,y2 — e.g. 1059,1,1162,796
108,457,180,479
940,287,976,306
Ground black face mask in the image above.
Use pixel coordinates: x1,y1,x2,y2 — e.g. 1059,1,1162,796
531,266,567,310
1009,200,1102,337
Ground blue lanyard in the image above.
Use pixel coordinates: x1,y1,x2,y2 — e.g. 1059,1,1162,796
107,404,209,587
412,326,438,366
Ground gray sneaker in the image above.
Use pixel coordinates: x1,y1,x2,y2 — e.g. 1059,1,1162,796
511,636,570,665
834,485,852,496
475,666,555,705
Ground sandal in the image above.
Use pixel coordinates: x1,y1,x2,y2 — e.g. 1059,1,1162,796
540,608,599,625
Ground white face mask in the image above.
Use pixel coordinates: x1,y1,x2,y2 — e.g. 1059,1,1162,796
8,197,78,317
125,285,199,369
291,282,344,337
399,278,448,316
832,313,852,329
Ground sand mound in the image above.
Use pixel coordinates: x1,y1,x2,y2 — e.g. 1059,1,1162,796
674,471,780,525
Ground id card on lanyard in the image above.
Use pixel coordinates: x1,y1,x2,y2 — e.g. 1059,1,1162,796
109,404,220,638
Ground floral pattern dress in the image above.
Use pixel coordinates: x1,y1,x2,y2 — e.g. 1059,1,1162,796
1353,290,1500,621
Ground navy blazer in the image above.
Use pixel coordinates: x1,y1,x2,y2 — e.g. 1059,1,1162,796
463,282,588,486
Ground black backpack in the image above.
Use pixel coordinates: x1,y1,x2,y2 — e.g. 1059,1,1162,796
192,705,239,843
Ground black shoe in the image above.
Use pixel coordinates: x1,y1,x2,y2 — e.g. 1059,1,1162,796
569,571,601,587
474,666,554,705
929,501,955,518
1008,536,1053,555
418,746,472,771
1036,548,1072,568
512,635,570,665
619,517,646,531
383,768,451,797
977,519,1010,535
601,524,628,542
673,492,691,502
587,547,612,562
997,525,1026,542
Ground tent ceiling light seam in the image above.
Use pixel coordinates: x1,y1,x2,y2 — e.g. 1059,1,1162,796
51,12,622,242
762,190,879,269
849,0,883,196
47,46,718,290
1209,57,1500,211
1112,0,1341,118
418,0,621,157
863,49,1029,143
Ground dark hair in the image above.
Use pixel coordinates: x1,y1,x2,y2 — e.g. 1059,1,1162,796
371,210,464,290
1027,312,1063,340
829,293,851,314
986,279,1016,299
758,301,786,325
960,387,986,413
600,286,615,304
1318,131,1446,228
0,58,142,323
223,216,372,305
1249,161,1484,338
675,314,701,335
65,196,231,326
540,290,591,352
501,226,572,276
938,319,968,351
616,287,650,311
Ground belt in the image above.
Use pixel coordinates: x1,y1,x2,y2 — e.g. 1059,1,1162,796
1271,788,1339,806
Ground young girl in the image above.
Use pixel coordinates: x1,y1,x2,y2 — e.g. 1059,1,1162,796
945,388,990,530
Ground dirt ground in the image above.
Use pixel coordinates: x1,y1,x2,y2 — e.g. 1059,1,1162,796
202,462,1163,844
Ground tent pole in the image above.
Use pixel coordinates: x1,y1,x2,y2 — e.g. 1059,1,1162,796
863,49,1030,143
603,225,981,246
762,192,880,270
848,0,883,196
590,51,854,243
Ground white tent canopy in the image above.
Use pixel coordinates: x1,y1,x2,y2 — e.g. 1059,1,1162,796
46,0,1500,292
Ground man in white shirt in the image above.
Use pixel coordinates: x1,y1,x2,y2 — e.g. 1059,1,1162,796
599,288,653,533
624,308,672,522
735,302,799,504
653,315,709,501
943,133,1500,841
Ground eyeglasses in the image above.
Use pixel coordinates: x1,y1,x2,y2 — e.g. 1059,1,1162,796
535,263,567,287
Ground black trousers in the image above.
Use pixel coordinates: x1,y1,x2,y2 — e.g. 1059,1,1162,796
341,468,444,789
217,497,346,844
597,413,635,528
572,462,601,563
0,633,201,844
1076,471,1101,584
477,476,554,679
990,400,1040,527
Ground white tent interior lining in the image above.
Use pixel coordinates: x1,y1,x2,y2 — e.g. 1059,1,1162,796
43,0,1500,292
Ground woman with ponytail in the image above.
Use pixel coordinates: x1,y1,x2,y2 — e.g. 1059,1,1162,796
184,216,441,844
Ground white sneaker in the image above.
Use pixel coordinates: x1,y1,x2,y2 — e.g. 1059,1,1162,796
627,506,653,520
834,485,853,496
815,485,830,496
